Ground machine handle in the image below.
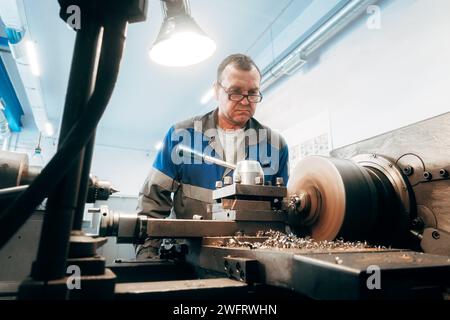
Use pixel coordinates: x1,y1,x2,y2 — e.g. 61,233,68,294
176,144,236,170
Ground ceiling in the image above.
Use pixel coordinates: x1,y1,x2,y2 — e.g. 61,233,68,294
9,0,321,151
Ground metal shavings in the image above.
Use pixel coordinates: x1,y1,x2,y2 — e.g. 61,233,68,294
216,230,384,251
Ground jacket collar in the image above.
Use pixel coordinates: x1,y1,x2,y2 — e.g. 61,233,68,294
200,108,264,177
201,108,262,144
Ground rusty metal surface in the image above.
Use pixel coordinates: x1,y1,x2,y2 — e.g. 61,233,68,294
213,183,287,200
146,219,286,238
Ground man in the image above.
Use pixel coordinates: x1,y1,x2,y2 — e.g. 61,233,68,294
136,54,289,258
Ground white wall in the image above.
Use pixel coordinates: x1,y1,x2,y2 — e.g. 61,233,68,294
90,144,155,197
89,146,156,262
256,0,450,152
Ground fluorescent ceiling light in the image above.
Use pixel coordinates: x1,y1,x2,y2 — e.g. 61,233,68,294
25,40,40,76
44,122,54,137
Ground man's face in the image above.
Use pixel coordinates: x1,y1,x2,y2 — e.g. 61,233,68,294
215,64,261,128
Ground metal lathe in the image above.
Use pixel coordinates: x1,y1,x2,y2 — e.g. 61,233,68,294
0,0,449,300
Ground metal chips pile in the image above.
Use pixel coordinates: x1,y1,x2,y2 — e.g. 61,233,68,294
217,230,385,251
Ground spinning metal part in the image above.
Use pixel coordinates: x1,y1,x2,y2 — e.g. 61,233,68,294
287,155,414,245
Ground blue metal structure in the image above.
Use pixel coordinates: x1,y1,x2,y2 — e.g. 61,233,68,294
0,29,25,132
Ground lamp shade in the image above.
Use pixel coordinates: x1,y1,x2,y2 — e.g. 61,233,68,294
149,14,216,67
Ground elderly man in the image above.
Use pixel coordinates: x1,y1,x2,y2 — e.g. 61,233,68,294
136,53,289,258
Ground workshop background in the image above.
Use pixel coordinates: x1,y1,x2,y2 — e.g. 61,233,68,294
1,1,449,263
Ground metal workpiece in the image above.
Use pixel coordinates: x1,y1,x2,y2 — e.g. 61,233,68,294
288,193,310,215
287,189,321,227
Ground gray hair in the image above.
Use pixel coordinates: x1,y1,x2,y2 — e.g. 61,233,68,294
216,53,261,83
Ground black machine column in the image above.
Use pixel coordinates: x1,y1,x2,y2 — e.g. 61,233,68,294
30,2,103,282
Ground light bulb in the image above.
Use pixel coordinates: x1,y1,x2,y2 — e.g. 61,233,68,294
150,31,216,67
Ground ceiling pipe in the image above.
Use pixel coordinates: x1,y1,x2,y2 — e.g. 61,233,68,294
261,0,379,91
